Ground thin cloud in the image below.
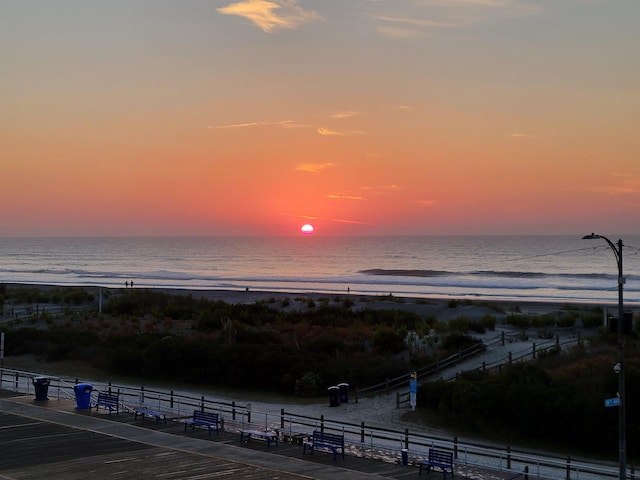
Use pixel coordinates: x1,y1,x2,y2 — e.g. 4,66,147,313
295,162,333,173
374,15,457,28
317,127,367,136
218,0,322,33
417,199,438,207
327,194,364,200
510,132,536,138
591,174,640,196
287,213,371,225
329,111,361,119
208,120,294,129
358,184,399,194
373,0,540,36
317,127,343,136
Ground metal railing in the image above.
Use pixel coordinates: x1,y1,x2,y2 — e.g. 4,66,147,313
0,366,629,480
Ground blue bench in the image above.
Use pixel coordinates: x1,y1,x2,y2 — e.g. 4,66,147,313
135,406,167,424
95,392,119,414
240,429,279,448
184,410,220,436
303,430,344,460
419,448,454,479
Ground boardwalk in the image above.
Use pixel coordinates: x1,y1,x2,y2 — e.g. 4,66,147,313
1,390,488,480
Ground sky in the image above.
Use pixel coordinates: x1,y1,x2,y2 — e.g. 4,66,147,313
1,0,639,237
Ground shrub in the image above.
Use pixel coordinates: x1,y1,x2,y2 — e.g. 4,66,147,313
480,314,496,331
295,372,323,396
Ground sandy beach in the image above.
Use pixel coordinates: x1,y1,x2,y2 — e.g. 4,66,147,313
135,285,593,319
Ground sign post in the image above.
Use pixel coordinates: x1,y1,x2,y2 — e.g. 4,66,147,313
409,372,417,410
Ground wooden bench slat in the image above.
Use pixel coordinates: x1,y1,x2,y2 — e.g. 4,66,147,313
95,392,119,415
184,410,219,436
419,448,454,479
303,430,344,460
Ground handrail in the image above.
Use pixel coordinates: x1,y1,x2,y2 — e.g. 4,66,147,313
356,342,485,398
0,366,624,480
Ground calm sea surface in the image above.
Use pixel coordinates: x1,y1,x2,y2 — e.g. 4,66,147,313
1,236,639,305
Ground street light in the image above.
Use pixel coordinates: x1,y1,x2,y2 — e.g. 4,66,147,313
582,233,626,480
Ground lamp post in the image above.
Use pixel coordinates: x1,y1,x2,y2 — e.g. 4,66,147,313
583,233,626,480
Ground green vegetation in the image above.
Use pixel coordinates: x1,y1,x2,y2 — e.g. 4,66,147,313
2,285,637,459
418,334,640,459
1,288,445,396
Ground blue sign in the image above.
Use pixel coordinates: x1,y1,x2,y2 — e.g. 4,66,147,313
605,397,620,408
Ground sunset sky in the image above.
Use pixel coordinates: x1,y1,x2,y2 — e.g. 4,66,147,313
1,0,639,236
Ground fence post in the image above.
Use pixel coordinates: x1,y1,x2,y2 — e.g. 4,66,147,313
524,465,529,480
454,436,458,459
501,331,505,346
320,415,324,433
200,395,204,411
482,361,486,371
355,388,359,404
508,352,513,364
170,390,174,409
404,428,409,450
556,335,560,348
396,391,400,408
281,408,285,429
507,445,511,469
108,382,112,394
566,455,571,480
532,342,536,359
361,421,365,443
232,401,236,421
141,385,145,404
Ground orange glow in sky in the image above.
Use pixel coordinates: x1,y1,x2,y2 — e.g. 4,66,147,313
1,1,639,236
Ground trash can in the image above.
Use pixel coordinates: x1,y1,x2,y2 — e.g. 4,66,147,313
401,448,408,466
338,382,349,403
32,377,50,401
73,383,93,410
328,386,340,407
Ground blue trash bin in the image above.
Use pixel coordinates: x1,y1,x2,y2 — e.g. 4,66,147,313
33,377,50,401
73,383,93,409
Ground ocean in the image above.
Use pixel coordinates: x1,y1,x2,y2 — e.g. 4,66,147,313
1,235,639,305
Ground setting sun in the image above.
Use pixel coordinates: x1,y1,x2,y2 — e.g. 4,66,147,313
300,224,314,235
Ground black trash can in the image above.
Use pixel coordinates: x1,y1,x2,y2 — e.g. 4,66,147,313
328,386,340,407
73,383,93,410
338,382,349,403
33,377,50,401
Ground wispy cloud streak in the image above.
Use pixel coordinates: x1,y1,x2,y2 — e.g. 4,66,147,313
208,120,294,129
218,0,321,33
295,162,333,173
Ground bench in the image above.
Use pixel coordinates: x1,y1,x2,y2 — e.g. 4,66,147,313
240,429,279,448
303,430,345,460
135,406,167,424
419,448,454,479
184,410,220,436
95,392,119,414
